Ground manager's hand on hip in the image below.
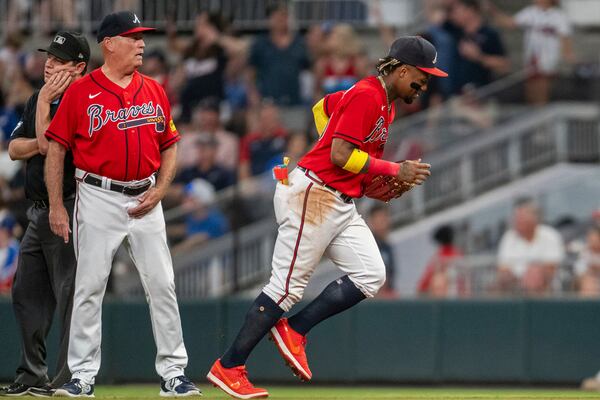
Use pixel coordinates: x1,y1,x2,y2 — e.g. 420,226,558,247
128,187,162,218
49,205,71,243
397,159,431,185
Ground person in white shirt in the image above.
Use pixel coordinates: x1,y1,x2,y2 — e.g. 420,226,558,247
573,226,600,297
497,198,565,294
488,0,576,105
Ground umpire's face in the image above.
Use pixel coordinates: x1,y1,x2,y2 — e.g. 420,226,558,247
44,54,85,82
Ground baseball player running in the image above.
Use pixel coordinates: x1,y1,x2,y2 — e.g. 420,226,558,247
207,36,447,399
44,11,199,397
3,31,89,398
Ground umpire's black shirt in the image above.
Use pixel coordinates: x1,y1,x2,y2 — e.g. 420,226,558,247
10,92,75,201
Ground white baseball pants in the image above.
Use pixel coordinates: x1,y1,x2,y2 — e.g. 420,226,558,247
263,168,386,312
69,177,188,384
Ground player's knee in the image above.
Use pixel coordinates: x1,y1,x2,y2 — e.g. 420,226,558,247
357,264,386,297
286,290,304,306
262,283,304,312
371,268,387,295
147,277,176,297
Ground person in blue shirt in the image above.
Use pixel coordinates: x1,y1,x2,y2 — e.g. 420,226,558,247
247,3,310,106
171,179,229,253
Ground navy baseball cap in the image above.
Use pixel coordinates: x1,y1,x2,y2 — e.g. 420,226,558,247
388,36,448,77
97,11,155,43
38,31,90,63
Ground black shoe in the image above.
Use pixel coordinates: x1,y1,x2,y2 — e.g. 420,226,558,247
29,385,55,398
1,383,31,397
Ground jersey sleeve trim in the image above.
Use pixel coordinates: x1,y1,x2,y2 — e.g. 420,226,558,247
332,131,362,146
45,130,71,149
160,134,180,151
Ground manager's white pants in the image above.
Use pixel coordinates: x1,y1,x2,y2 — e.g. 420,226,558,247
69,181,188,384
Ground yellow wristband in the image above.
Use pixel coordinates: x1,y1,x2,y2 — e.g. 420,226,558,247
342,148,369,174
312,98,329,137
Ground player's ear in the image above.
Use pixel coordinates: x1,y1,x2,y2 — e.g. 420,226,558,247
102,37,116,53
394,65,407,79
74,61,87,76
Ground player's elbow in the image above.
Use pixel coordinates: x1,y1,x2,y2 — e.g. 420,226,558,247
330,148,348,168
47,140,67,159
38,141,49,155
8,142,18,160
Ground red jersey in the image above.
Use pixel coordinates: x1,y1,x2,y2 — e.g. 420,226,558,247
45,68,180,181
299,76,396,198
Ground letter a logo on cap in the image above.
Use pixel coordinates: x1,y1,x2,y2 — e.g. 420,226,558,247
133,13,140,23
54,35,66,45
433,51,437,64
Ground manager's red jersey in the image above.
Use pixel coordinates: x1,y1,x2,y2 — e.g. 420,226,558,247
298,76,396,198
45,68,179,181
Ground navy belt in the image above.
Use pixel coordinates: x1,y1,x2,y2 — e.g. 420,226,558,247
297,166,353,204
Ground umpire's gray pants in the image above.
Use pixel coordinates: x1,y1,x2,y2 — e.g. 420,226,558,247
12,199,76,388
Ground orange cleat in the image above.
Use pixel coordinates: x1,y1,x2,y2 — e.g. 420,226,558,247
269,318,312,381
206,359,269,399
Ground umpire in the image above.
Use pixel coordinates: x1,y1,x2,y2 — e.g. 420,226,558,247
1,32,90,397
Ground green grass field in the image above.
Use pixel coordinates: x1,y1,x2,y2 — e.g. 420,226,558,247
84,385,600,399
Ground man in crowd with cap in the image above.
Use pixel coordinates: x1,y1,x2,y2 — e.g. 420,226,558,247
1,31,89,397
44,11,200,397
207,36,445,399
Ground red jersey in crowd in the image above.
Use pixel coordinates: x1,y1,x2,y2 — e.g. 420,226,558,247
45,68,179,181
299,76,396,198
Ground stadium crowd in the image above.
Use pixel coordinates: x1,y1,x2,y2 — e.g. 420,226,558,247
0,0,594,298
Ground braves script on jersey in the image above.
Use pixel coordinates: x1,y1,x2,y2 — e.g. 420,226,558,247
45,68,179,181
298,76,396,198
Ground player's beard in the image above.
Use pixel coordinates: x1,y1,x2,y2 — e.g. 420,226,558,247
403,96,414,104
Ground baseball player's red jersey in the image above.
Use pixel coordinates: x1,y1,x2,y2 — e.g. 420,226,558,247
45,68,179,181
298,76,396,198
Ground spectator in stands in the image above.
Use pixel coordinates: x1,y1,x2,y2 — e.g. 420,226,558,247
170,179,229,254
23,51,46,90
573,226,600,297
446,0,509,95
497,198,565,295
193,97,239,170
246,2,310,107
170,12,229,122
367,204,398,298
39,0,77,34
139,49,173,101
175,134,236,192
313,24,367,98
447,82,498,131
422,0,458,103
239,101,287,180
418,224,465,297
0,87,19,147
0,31,25,87
487,0,575,105
284,131,309,170
0,213,19,296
